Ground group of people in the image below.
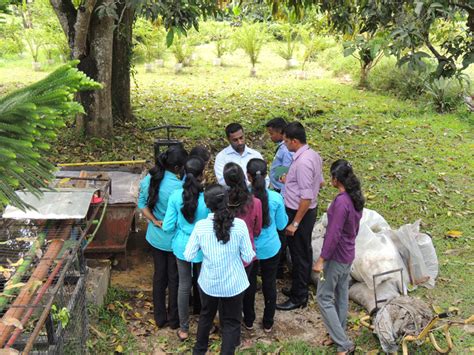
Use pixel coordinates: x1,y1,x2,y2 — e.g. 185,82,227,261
138,119,364,355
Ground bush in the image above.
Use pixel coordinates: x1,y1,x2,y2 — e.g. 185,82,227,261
133,18,166,63
317,44,359,78
233,22,268,68
0,20,24,57
424,76,467,113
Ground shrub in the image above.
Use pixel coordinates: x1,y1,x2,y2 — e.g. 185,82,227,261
133,18,166,63
317,44,359,78
171,35,194,64
205,21,234,58
0,20,24,57
233,22,268,68
275,23,299,61
424,76,467,113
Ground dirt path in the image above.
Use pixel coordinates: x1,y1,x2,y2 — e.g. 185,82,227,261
110,236,335,352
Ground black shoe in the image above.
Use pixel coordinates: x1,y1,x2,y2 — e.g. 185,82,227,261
276,299,307,311
281,287,291,297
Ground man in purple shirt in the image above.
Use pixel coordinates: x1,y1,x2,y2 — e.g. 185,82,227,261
276,122,323,311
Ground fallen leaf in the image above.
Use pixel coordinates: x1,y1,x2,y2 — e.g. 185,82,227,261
9,258,24,267
134,312,142,319
5,282,26,290
2,317,23,329
446,230,462,238
115,345,124,353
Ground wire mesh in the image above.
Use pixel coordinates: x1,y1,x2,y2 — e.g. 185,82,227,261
0,176,110,353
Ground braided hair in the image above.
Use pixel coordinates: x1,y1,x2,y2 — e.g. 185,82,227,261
330,159,365,212
204,184,235,244
147,145,187,210
247,159,270,228
181,156,205,223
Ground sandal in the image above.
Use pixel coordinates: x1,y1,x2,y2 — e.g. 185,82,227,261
322,337,334,346
177,329,189,342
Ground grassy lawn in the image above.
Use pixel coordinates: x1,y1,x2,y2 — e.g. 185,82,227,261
1,43,473,353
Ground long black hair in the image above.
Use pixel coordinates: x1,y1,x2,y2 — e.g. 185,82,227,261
147,145,188,210
247,159,270,228
223,162,252,216
182,156,205,223
204,184,234,244
330,159,365,212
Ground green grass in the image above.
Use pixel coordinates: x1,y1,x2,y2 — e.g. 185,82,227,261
0,42,473,353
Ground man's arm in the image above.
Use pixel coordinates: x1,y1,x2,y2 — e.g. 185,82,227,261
214,150,226,186
285,199,311,236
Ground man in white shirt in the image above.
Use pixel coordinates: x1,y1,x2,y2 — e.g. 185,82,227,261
214,123,268,186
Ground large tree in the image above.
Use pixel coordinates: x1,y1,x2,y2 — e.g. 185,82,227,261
49,0,219,137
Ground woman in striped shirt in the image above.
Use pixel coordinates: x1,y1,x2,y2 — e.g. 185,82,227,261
184,184,255,355
162,156,209,341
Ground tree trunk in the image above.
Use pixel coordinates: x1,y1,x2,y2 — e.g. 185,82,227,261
51,0,116,137
112,1,134,123
76,2,115,136
359,62,371,88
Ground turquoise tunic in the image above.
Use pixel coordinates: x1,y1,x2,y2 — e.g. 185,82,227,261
254,189,288,260
138,171,183,251
162,189,209,262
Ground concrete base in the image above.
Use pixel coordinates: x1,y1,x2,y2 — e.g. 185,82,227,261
86,259,111,307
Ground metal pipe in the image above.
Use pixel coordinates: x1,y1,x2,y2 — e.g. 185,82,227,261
57,160,146,167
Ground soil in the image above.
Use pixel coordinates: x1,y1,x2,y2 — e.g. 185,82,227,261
109,231,335,353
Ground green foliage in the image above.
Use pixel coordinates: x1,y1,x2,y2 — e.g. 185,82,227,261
424,76,468,113
51,304,70,328
299,27,325,70
343,31,388,87
0,18,24,57
319,0,473,79
233,22,268,67
275,22,299,60
133,17,167,63
205,21,234,58
23,28,44,62
369,57,434,99
139,1,220,46
0,61,101,211
171,34,194,64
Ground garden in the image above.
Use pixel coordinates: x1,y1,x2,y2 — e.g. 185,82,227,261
0,0,473,353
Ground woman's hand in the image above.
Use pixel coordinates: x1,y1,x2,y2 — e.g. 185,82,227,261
312,258,324,273
153,219,163,228
285,224,297,236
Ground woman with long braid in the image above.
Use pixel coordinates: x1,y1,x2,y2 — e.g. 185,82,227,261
244,158,288,332
184,184,255,355
313,159,365,355
138,145,188,329
162,156,210,341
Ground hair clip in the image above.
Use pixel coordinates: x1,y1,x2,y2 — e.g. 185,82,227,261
256,170,261,175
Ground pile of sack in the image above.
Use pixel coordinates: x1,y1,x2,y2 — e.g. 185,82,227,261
311,208,439,314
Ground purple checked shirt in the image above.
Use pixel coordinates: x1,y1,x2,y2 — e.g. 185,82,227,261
284,144,323,210
320,192,362,264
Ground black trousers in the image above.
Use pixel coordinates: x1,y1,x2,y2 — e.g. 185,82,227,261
191,262,202,314
286,207,317,304
194,290,244,355
277,229,288,278
243,253,280,329
151,247,179,327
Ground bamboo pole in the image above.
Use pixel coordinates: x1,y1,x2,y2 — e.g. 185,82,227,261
0,223,71,347
0,231,47,314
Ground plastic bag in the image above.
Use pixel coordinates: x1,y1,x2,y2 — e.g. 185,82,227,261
351,224,406,289
415,232,438,288
349,280,403,314
388,220,431,287
360,208,391,233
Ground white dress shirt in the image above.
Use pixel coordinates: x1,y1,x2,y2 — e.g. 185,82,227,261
214,145,269,186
